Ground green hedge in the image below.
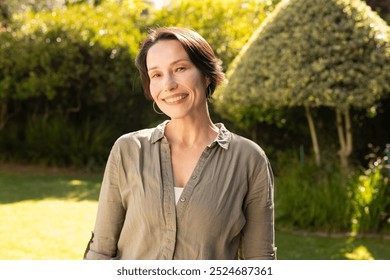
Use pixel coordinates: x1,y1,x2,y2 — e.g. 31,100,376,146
0,2,144,114
215,0,390,125
0,2,157,165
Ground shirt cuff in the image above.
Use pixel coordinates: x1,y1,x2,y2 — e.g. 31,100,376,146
84,249,113,260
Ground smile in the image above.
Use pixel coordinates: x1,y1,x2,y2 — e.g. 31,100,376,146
163,94,188,104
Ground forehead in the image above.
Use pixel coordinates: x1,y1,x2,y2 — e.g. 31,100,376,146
146,40,190,69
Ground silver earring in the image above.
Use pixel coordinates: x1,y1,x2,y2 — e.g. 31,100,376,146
153,101,164,115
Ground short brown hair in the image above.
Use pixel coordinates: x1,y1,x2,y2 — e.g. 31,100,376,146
135,27,225,100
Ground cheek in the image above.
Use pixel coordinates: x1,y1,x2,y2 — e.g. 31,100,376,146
191,71,207,89
193,77,207,95
149,81,160,99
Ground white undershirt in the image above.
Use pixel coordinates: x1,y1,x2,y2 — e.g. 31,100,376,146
174,187,184,205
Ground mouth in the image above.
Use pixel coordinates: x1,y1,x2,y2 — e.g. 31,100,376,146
163,94,188,104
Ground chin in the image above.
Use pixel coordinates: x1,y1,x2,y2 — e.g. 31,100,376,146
165,111,189,120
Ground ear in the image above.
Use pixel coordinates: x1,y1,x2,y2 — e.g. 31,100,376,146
205,76,211,87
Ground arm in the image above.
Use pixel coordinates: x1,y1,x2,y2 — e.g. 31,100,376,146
84,144,126,260
239,158,276,260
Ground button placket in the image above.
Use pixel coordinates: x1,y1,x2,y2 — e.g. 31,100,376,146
175,148,212,219
160,139,177,259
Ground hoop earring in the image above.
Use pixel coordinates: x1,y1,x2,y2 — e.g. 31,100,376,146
153,101,164,115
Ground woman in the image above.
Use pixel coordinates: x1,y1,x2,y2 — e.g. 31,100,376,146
84,27,276,260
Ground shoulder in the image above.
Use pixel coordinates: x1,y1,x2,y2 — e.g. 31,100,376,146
215,123,270,171
115,128,155,146
110,126,159,157
228,133,274,191
222,131,271,176
229,132,268,161
216,123,267,160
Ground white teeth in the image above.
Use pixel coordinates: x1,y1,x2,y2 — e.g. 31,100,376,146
164,95,186,103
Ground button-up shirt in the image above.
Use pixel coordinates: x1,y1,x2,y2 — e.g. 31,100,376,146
84,121,276,260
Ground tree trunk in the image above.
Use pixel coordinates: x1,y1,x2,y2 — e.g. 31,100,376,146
336,108,353,172
305,105,321,166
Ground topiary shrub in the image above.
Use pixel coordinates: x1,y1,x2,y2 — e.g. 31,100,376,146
214,0,390,168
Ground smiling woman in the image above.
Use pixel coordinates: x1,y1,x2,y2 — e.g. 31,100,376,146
83,27,276,260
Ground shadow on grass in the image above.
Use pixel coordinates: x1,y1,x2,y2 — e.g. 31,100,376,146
0,173,102,203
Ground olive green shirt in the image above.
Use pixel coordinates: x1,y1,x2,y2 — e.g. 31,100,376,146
84,121,276,260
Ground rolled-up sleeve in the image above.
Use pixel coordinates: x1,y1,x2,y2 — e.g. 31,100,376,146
240,158,276,260
84,143,126,260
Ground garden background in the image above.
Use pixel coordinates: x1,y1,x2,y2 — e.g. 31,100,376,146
0,0,389,259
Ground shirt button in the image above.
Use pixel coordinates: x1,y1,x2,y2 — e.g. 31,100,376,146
180,197,186,202
191,175,197,179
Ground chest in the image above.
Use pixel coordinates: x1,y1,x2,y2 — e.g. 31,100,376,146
120,141,248,233
170,144,205,187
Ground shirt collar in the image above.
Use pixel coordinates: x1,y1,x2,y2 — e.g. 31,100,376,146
150,121,231,150
212,123,231,149
151,120,169,144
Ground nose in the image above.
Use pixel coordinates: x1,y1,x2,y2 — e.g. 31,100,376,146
163,74,178,92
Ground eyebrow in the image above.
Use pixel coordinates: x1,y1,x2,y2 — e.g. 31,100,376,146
147,58,191,72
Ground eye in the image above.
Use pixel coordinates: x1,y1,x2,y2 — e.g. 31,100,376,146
150,73,161,79
175,66,186,72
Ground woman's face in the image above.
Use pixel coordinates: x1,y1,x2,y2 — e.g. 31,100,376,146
146,39,209,119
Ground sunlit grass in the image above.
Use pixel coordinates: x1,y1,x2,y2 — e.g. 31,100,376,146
0,167,101,259
344,245,374,260
0,199,97,259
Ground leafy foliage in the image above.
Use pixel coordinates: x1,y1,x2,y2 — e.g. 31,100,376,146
150,0,280,69
275,152,354,233
214,0,390,126
275,147,390,234
1,2,144,107
1,117,115,168
0,1,159,166
351,145,390,233
0,0,282,166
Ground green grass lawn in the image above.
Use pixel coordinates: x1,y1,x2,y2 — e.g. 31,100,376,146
1,164,389,260
0,164,102,260
276,231,390,260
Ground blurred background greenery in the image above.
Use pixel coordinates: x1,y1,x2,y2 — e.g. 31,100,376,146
0,0,389,259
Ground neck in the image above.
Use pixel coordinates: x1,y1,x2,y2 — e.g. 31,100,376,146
165,115,218,148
